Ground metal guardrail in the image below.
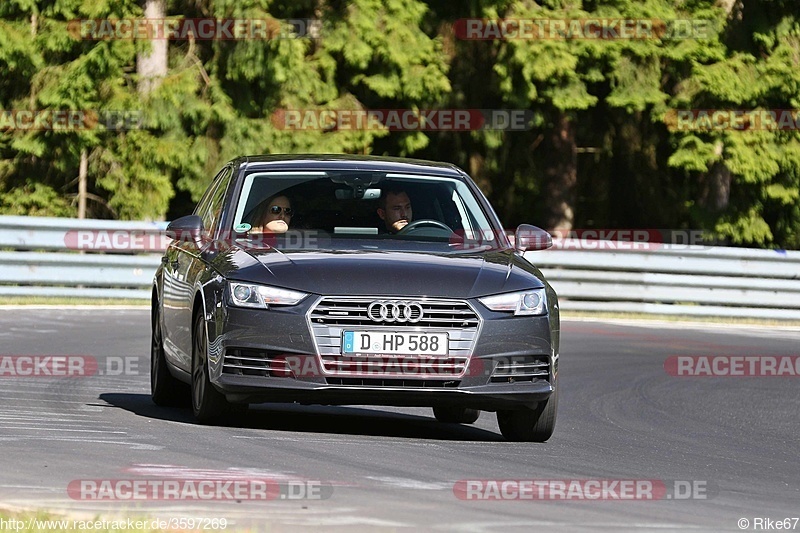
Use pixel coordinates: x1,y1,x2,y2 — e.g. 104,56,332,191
531,245,800,320
1,215,799,319
0,216,166,300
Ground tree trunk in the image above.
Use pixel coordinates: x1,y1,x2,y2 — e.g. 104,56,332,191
543,112,577,231
699,141,731,211
137,0,168,94
700,166,731,211
719,0,741,17
78,149,88,219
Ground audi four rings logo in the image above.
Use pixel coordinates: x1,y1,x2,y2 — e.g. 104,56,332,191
367,301,424,323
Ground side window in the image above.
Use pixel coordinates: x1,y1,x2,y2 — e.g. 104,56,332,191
194,171,223,228
207,167,234,232
194,167,232,232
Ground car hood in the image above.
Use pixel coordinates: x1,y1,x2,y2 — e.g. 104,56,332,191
216,248,546,298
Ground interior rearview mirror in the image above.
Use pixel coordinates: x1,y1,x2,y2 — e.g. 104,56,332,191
335,187,381,200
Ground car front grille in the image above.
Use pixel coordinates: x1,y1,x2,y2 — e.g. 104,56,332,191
308,297,481,378
490,355,550,383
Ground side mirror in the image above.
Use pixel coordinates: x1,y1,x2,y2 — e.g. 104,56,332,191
166,215,204,243
515,224,552,252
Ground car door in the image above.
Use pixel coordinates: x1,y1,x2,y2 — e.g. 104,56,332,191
163,167,233,370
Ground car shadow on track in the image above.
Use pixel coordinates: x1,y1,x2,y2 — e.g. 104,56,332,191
99,393,505,442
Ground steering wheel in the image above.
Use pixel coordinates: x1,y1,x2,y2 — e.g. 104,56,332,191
397,219,453,235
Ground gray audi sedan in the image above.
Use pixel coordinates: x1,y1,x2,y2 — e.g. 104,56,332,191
151,155,560,441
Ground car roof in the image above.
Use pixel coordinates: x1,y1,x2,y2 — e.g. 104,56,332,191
237,154,465,178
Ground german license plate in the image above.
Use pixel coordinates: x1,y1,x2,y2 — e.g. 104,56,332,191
342,331,448,356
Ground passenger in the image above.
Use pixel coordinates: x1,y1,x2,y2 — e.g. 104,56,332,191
252,195,293,234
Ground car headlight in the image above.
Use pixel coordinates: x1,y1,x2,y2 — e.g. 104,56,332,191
478,289,547,316
228,282,308,309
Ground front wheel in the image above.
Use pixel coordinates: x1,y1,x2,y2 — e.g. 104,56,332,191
433,406,480,424
497,385,558,442
191,312,230,423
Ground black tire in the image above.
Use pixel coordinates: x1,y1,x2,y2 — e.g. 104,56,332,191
191,312,230,423
497,385,558,442
433,406,480,424
151,304,186,406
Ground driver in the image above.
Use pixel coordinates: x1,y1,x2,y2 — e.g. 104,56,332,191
377,186,412,233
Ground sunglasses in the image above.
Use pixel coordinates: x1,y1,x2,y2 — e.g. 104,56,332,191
269,205,293,216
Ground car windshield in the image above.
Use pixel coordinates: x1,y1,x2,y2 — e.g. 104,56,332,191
230,170,504,252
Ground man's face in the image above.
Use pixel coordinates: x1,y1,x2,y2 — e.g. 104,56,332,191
378,191,412,232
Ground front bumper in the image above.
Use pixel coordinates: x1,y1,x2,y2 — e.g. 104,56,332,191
217,374,554,410
207,297,557,411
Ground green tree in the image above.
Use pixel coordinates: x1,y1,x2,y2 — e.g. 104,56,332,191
1,0,799,249
668,0,800,247
0,0,450,220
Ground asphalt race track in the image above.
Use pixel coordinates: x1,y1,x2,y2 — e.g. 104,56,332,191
1,308,798,532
